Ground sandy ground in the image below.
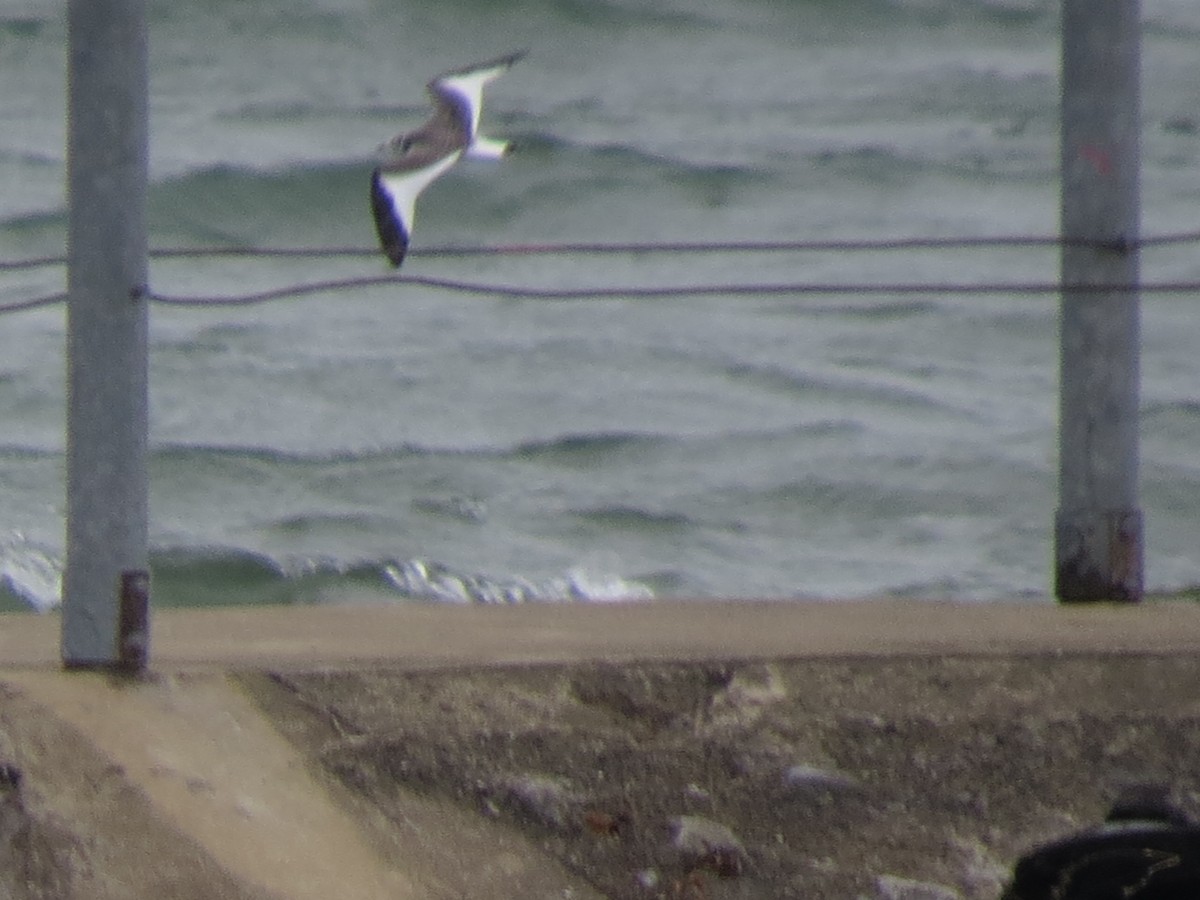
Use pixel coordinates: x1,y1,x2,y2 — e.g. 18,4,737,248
1,599,1200,899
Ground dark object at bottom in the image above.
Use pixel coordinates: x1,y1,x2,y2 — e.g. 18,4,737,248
0,763,20,791
1003,786,1200,900
117,568,150,672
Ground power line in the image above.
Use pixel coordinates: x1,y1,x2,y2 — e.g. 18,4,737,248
143,277,1200,306
1132,230,1200,247
3,231,1198,313
0,293,68,314
128,228,1200,256
3,229,1200,272
0,254,66,272
5,277,1200,316
406,231,1200,256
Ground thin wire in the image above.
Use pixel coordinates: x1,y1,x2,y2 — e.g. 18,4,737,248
145,276,1200,306
138,228,1200,258
249,236,1077,257
3,228,1200,271
410,231,1200,256
6,278,1196,314
4,230,1198,312
140,229,1200,257
1138,229,1200,246
0,293,68,314
150,246,371,261
0,255,68,272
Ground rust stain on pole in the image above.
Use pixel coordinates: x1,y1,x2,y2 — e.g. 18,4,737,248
117,570,150,673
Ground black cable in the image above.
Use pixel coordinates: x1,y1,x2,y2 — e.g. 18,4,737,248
3,229,1200,272
146,277,1200,306
4,231,1197,312
0,293,68,314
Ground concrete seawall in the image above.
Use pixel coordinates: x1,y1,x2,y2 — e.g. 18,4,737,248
2,599,1199,899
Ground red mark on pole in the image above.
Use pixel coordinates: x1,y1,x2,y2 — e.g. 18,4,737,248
1078,144,1114,177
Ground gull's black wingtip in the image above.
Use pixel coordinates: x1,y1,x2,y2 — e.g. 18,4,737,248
370,169,410,268
384,242,407,268
487,49,529,69
442,49,529,76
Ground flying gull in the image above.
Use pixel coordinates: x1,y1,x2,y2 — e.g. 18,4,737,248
370,51,526,267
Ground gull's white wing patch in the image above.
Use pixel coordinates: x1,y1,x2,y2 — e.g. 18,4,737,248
430,52,525,139
381,151,462,232
435,69,498,138
371,151,462,266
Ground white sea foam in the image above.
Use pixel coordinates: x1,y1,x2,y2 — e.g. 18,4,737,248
0,533,61,612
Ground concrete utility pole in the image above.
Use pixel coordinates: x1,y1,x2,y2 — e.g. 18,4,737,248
1055,0,1143,603
63,0,151,667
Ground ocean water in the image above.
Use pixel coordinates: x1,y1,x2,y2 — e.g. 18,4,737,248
1,0,1199,611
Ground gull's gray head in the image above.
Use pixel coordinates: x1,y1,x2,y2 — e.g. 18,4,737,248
377,129,457,167
377,133,414,162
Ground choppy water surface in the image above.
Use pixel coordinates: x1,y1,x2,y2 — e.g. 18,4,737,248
2,0,1199,610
